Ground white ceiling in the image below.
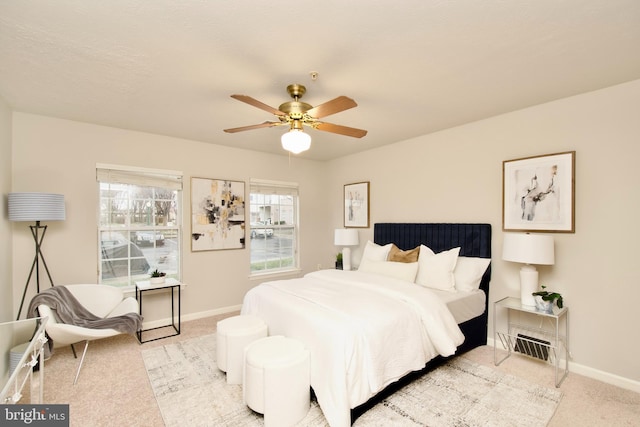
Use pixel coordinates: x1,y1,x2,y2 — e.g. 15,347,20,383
1,1,639,161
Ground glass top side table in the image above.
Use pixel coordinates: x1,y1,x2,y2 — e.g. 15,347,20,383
135,278,182,343
493,296,569,387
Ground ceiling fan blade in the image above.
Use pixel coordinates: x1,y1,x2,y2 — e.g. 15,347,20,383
305,96,357,119
230,94,285,116
224,121,282,133
315,122,368,138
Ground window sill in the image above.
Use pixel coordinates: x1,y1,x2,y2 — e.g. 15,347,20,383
249,269,302,281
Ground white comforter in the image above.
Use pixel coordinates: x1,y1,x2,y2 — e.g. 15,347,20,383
241,269,464,427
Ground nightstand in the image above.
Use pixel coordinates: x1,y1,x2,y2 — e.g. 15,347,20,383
493,296,569,387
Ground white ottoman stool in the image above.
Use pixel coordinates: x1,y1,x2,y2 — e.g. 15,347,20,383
216,315,267,384
244,336,310,427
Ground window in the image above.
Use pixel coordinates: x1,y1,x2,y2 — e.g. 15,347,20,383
97,165,182,288
249,179,299,274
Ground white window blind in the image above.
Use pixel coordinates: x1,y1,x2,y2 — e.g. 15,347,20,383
250,179,298,196
96,164,183,190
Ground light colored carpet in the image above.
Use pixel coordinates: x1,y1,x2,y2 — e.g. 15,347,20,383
142,333,563,426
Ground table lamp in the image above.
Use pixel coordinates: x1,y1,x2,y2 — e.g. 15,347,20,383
334,229,359,271
502,232,554,306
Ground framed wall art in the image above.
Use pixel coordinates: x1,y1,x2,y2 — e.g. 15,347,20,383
344,181,370,228
503,151,575,233
191,177,246,251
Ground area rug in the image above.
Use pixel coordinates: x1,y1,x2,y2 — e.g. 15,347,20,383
142,334,562,426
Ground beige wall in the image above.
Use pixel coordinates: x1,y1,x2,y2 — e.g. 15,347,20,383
10,114,331,323
7,79,640,389
326,79,640,385
1,95,13,380
0,95,13,323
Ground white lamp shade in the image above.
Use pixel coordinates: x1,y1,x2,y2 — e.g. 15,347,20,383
502,232,554,265
334,229,359,246
8,192,66,222
281,130,311,154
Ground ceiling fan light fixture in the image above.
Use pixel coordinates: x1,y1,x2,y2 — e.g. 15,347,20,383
224,83,367,150
281,129,311,154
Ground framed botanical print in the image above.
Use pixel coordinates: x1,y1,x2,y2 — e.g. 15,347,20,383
344,181,370,228
503,151,575,233
191,177,246,250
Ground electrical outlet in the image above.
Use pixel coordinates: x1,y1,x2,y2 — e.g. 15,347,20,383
317,263,322,270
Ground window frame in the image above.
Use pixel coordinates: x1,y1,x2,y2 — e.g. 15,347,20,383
96,164,183,289
249,179,300,277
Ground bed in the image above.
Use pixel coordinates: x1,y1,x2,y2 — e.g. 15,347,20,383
241,223,491,427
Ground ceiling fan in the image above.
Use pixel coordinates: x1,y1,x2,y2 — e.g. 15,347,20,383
223,84,367,153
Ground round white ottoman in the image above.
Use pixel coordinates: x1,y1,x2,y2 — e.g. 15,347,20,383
216,315,268,384
244,336,310,427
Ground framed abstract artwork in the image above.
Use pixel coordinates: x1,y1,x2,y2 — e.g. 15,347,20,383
344,181,370,228
191,177,246,251
503,151,575,233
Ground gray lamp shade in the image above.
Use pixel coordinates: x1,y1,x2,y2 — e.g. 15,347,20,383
8,192,66,222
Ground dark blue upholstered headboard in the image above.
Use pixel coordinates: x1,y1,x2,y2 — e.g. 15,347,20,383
373,223,492,294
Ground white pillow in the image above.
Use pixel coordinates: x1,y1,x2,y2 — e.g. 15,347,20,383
358,240,393,270
454,257,491,292
415,245,460,292
358,260,419,283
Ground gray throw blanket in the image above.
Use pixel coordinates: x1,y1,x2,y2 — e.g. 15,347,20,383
27,286,143,356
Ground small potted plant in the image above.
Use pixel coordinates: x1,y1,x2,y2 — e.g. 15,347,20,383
532,285,563,313
150,268,166,284
335,253,343,270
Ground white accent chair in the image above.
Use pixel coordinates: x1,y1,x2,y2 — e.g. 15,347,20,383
37,284,139,384
244,335,310,427
216,314,268,384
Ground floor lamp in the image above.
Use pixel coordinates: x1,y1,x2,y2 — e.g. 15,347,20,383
9,192,66,320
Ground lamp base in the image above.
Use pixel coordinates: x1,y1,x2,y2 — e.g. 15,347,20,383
519,265,539,306
342,247,352,271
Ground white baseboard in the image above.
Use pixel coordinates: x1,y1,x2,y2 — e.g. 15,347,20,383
141,304,241,331
182,305,242,322
487,338,640,394
567,361,640,394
